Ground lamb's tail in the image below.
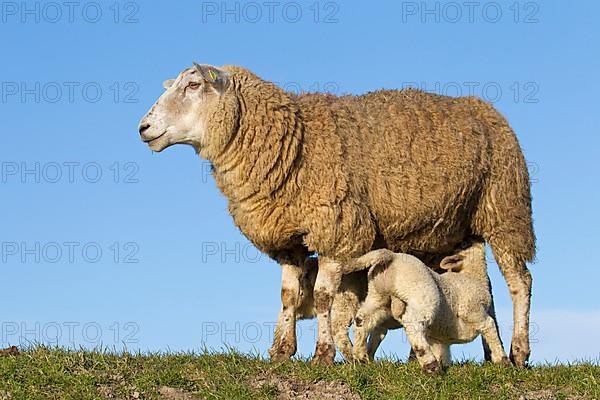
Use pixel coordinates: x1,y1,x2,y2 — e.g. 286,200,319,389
343,249,396,273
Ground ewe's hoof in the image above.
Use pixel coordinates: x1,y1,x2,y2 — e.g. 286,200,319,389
0,346,19,356
509,343,530,368
268,342,296,362
422,360,442,375
311,343,335,366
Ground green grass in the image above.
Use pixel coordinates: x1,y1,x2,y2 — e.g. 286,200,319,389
1,347,599,399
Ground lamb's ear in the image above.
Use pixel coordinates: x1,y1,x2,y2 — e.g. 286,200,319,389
193,62,230,94
162,79,175,89
440,254,464,272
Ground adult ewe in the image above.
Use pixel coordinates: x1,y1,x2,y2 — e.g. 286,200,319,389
138,63,535,366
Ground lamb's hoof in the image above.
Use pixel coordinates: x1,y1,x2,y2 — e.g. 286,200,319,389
509,342,530,367
268,342,296,362
311,342,335,366
422,360,442,375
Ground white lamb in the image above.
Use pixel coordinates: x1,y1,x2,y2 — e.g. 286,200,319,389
352,240,510,374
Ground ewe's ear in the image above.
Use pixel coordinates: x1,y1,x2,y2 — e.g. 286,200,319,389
162,79,175,89
193,62,230,94
440,254,464,272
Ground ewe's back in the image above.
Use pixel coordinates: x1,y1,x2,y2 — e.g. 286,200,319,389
298,89,497,255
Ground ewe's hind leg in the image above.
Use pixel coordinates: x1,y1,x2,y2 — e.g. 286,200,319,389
269,261,303,361
491,247,533,366
479,315,510,366
478,155,535,366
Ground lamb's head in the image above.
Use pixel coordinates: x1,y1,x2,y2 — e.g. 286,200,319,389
439,239,487,274
138,63,239,155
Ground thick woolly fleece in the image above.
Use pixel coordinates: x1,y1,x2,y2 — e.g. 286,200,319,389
204,66,535,263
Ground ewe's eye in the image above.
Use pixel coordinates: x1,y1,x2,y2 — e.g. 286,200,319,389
186,82,201,91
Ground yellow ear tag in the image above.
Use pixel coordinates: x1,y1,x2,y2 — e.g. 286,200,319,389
208,70,217,81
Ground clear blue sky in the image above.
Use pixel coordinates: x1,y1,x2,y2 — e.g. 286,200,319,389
1,1,598,364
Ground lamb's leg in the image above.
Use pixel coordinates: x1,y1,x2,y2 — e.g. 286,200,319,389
482,280,502,362
312,257,343,365
389,298,422,363
365,297,404,359
269,261,303,361
353,301,391,362
366,326,387,360
401,306,440,375
479,315,511,366
430,340,451,367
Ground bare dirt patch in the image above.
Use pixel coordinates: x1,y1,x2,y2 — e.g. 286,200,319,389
157,386,196,400
250,373,361,400
518,389,584,400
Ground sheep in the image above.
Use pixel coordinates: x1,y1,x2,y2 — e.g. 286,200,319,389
351,239,510,374
138,62,535,366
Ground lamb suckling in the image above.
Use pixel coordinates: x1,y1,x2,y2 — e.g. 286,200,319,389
351,240,509,374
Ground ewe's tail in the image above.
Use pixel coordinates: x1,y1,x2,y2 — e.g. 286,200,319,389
343,249,395,273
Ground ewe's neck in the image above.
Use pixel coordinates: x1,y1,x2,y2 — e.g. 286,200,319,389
210,77,304,205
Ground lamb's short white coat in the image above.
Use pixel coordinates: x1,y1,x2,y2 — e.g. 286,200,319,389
352,241,509,373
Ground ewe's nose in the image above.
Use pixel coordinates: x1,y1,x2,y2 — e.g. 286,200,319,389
139,122,151,136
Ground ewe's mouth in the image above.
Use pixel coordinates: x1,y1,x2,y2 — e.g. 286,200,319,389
142,131,166,144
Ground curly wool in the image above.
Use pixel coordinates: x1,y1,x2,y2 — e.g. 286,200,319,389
204,66,535,264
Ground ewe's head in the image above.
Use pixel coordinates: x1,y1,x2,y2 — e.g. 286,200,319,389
138,63,239,155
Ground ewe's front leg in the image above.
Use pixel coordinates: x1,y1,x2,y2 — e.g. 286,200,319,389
312,257,343,365
269,261,303,361
331,295,356,362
